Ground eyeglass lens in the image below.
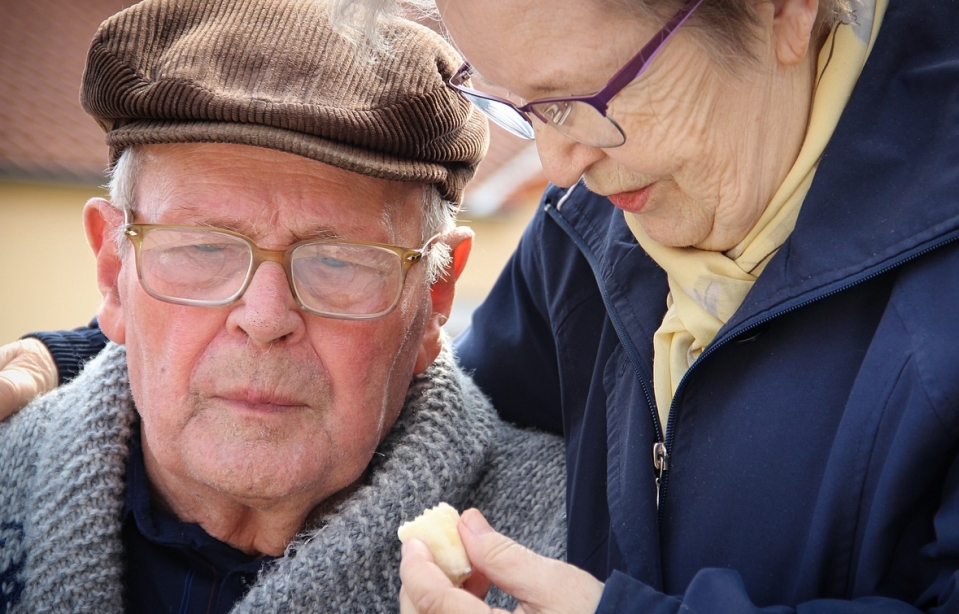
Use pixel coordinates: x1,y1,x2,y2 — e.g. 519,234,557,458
136,227,405,317
290,243,401,316
459,91,536,139
456,82,626,147
527,101,625,147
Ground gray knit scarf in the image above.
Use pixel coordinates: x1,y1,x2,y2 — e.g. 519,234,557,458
0,342,566,613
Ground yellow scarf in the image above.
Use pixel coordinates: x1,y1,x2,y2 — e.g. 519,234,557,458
624,1,888,431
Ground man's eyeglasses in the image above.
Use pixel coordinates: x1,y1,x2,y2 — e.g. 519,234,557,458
123,212,438,320
447,0,705,148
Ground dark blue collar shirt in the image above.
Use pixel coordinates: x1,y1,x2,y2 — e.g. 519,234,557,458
122,430,276,614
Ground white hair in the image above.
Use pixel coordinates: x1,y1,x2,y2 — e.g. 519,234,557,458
329,0,857,69
329,0,433,50
107,146,456,284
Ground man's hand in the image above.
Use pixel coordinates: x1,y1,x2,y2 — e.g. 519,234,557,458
0,338,58,419
399,508,604,614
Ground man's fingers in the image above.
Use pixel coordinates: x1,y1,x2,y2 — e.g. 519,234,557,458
459,509,604,614
400,513,603,614
0,339,59,420
460,566,492,599
399,585,418,614
0,373,25,419
400,538,503,614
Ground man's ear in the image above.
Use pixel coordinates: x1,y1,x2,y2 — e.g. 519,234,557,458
413,226,473,374
83,198,127,344
771,0,819,66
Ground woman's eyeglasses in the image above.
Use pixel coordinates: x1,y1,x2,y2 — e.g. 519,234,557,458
447,0,705,148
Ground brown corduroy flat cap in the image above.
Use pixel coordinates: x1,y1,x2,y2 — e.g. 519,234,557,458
80,0,488,204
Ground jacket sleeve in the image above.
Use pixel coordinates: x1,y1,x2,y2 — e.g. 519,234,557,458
22,318,107,385
455,197,564,434
597,567,958,614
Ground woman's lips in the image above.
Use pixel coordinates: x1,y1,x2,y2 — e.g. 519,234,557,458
607,185,652,214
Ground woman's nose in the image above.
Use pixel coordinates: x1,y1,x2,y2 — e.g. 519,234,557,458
533,123,606,188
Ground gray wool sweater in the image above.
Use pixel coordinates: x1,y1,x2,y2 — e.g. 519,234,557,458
0,343,567,613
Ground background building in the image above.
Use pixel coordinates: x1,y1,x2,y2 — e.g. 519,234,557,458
0,0,546,343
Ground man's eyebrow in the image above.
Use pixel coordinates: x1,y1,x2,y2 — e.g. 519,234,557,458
237,223,346,242
188,216,344,241
294,227,343,241
165,204,389,242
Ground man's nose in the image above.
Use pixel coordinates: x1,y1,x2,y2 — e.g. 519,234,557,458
533,123,606,188
227,261,305,347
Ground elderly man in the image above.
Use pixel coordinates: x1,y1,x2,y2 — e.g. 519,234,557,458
0,0,565,612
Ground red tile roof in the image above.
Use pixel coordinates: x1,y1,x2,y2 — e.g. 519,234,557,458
0,0,136,183
0,0,545,211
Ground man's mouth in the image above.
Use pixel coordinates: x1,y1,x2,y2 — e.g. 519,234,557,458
216,390,306,413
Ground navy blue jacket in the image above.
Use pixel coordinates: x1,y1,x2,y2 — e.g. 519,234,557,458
456,1,959,611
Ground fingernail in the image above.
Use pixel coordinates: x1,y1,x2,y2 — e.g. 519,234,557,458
461,508,492,536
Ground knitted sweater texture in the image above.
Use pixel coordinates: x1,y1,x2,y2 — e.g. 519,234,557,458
0,343,566,613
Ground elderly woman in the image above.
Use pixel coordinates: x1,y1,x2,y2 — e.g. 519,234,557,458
3,0,959,612
386,0,959,613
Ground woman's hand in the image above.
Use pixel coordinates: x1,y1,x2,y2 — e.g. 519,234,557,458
399,508,604,614
0,338,58,419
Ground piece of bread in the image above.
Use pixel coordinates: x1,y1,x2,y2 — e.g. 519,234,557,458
397,502,472,586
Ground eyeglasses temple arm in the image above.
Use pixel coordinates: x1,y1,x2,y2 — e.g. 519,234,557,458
593,0,706,109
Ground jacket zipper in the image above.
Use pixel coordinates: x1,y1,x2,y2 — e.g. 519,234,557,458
652,442,669,508
548,188,959,524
